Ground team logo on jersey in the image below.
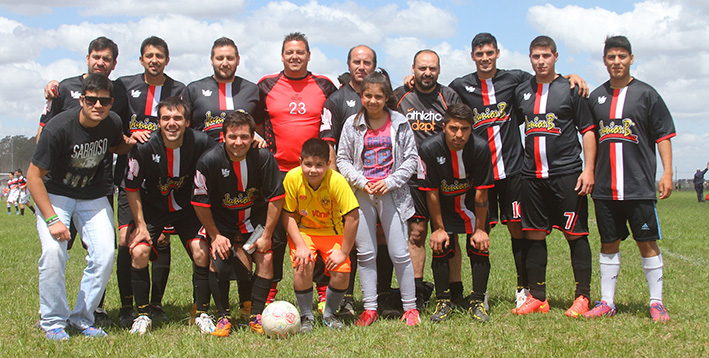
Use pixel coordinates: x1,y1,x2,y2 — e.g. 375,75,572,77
222,188,257,209
300,209,308,217
129,115,158,133
406,110,443,132
71,91,81,99
205,111,226,131
523,92,532,101
299,195,307,201
525,114,561,135
193,170,208,196
152,154,161,163
221,168,230,177
320,196,331,208
472,103,510,128
346,100,356,107
436,156,446,165
598,96,607,104
127,158,139,180
202,89,213,97
597,119,639,143
158,176,187,195
440,179,470,195
131,90,142,98
465,85,475,93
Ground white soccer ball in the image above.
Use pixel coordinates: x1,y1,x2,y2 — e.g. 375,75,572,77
261,300,301,338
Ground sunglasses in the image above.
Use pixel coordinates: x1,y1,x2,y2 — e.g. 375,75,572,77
83,96,113,106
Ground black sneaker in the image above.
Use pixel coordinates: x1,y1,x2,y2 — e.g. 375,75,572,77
378,292,401,319
299,316,315,333
150,305,170,323
469,300,490,322
430,300,456,322
119,307,138,328
94,308,113,327
336,296,356,317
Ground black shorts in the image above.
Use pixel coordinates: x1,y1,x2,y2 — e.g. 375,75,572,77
431,233,489,260
408,180,429,222
117,187,132,229
488,174,522,226
593,199,661,243
521,173,588,235
133,213,204,261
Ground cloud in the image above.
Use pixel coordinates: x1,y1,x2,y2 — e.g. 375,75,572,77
0,0,246,18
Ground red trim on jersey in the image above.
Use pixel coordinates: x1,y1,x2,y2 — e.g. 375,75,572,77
610,89,620,119
144,85,156,116
655,133,676,143
451,150,461,179
322,137,336,143
480,80,491,106
39,122,46,127
610,142,620,200
233,160,249,234
418,187,438,192
579,125,596,134
534,83,544,114
486,126,501,180
454,195,473,233
166,148,177,212
534,136,544,179
475,184,495,190
269,193,286,202
125,187,140,192
191,201,211,208
552,225,589,236
219,83,227,111
468,250,489,257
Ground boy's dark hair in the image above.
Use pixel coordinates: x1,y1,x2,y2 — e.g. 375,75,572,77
82,73,114,97
15,169,22,175
472,32,498,50
347,45,377,68
282,32,309,53
529,35,557,54
211,37,239,57
141,36,169,57
88,36,118,60
157,96,191,123
301,138,330,162
222,110,255,136
443,103,474,125
604,35,632,56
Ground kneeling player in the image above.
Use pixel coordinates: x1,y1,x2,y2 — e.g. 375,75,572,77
282,138,359,332
125,97,216,334
192,111,284,336
419,103,494,322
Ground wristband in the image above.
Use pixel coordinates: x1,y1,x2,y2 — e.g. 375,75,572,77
46,216,61,227
45,215,58,224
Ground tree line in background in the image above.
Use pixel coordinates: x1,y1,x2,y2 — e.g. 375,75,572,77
0,135,36,177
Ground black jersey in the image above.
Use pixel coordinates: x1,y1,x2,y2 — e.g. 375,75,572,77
182,76,261,142
32,107,123,200
419,132,494,233
514,76,594,179
125,128,214,220
116,73,186,134
589,79,675,201
320,83,361,144
449,69,531,181
394,84,461,148
192,145,285,235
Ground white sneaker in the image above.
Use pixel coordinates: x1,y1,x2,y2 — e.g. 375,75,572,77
515,288,530,309
129,315,152,335
195,313,215,334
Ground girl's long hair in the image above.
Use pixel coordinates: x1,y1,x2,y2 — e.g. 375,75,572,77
356,68,396,128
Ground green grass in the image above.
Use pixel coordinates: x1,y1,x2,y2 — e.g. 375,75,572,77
1,191,708,357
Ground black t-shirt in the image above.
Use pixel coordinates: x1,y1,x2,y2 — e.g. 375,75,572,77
419,132,494,233
32,107,124,199
125,128,215,222
449,69,531,180
319,83,361,144
394,84,461,148
514,76,595,178
115,73,186,135
182,76,261,142
589,79,676,201
191,145,285,236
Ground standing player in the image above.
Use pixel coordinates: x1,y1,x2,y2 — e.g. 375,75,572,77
419,103,494,322
192,111,285,336
14,169,36,215
113,36,186,327
28,73,135,340
583,36,674,322
258,32,337,303
449,33,588,308
512,36,595,317
124,97,215,334
396,49,461,311
7,173,19,215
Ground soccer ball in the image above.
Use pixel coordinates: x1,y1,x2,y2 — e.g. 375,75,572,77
261,300,301,338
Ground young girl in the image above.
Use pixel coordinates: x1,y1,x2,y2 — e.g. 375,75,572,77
336,70,420,326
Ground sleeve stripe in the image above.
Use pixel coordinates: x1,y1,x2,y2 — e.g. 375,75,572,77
579,125,596,134
269,193,286,202
125,187,140,192
419,187,438,191
475,184,495,190
655,133,676,143
191,201,211,208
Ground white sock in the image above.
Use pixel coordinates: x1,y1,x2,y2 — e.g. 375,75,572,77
599,252,621,306
642,254,663,305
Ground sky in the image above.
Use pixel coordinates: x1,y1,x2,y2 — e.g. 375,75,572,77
0,0,707,179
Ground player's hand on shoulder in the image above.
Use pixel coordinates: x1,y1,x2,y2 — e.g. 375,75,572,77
252,135,267,149
566,74,589,97
131,130,151,144
44,80,59,100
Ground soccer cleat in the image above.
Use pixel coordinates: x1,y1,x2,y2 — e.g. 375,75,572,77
565,295,590,317
194,313,216,334
93,307,113,327
515,288,530,309
239,301,252,321
582,301,616,318
150,305,170,323
45,327,70,341
401,309,421,326
317,300,326,314
249,315,264,334
118,307,138,328
299,316,314,333
212,316,232,337
378,293,400,319
129,315,152,335
355,309,378,327
189,303,197,324
336,297,356,317
322,315,345,330
469,300,490,322
512,295,550,315
430,300,456,322
80,326,107,338
650,302,670,322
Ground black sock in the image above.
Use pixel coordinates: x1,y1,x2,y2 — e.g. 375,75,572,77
415,277,425,302
150,242,171,306
431,257,451,300
526,239,547,301
469,250,491,301
568,236,592,300
6,206,9,214
512,237,529,289
346,248,357,296
376,244,393,294
20,208,24,215
131,266,151,315
117,245,133,308
28,205,35,214
449,281,464,301
238,277,252,306
193,265,210,314
208,270,231,317
250,276,272,316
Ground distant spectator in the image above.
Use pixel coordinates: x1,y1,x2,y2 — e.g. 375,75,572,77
693,163,709,202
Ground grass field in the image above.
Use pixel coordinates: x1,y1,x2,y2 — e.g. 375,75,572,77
1,190,708,357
